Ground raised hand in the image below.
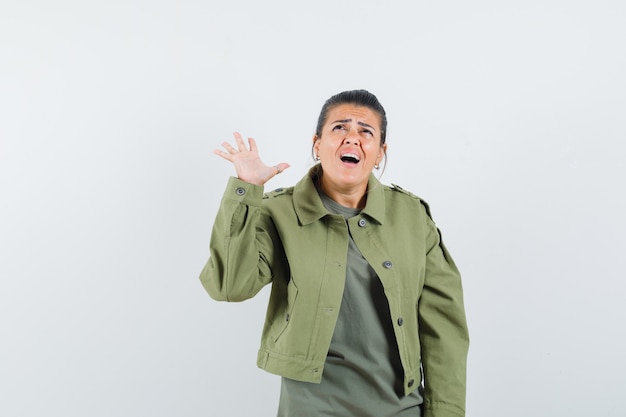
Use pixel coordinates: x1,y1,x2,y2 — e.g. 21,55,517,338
214,132,290,186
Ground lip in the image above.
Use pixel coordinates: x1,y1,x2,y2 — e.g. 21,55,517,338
339,149,362,165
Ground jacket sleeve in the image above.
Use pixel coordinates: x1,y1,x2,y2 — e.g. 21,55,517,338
418,202,469,417
199,177,275,302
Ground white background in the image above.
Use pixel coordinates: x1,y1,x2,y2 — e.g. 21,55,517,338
1,1,625,416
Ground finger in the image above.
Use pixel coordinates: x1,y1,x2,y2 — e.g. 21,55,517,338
233,132,247,152
273,162,291,174
214,149,233,161
248,137,258,153
221,142,238,154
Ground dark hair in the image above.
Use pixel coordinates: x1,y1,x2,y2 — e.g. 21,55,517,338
315,89,387,145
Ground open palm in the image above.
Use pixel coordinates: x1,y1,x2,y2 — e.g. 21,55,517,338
214,132,290,186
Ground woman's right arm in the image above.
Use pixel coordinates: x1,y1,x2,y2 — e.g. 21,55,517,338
199,177,273,301
199,132,290,302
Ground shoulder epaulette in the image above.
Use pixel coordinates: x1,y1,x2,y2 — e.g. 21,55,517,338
391,183,419,199
263,187,291,199
391,183,434,218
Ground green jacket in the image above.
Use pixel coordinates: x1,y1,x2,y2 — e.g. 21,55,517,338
200,166,469,417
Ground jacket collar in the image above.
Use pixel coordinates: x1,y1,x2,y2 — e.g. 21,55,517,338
293,165,386,226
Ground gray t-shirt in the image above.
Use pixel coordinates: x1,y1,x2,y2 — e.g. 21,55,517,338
277,191,423,417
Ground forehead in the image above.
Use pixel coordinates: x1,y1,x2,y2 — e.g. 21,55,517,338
325,104,381,129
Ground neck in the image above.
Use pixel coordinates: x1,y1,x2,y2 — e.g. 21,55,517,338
318,175,367,209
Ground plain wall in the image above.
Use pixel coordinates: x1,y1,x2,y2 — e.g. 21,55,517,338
1,1,625,416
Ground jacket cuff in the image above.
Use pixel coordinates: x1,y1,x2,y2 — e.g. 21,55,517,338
224,176,264,206
424,401,465,417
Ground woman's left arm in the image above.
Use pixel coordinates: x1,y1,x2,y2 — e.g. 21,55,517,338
418,204,469,417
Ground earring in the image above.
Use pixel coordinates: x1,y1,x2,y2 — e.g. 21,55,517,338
374,163,380,170
315,155,320,161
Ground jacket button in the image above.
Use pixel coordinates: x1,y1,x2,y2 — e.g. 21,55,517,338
358,218,367,227
235,187,246,196
408,379,414,387
285,314,290,322
397,317,404,326
383,260,392,269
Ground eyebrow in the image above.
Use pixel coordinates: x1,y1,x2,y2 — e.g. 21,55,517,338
331,119,377,131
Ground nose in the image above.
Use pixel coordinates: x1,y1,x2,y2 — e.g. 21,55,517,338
343,127,360,145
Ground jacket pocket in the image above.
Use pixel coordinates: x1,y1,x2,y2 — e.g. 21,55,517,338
273,278,298,343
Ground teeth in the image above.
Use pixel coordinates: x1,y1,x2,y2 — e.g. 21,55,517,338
341,153,360,162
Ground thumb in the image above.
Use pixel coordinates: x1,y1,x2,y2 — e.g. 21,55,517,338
273,162,291,174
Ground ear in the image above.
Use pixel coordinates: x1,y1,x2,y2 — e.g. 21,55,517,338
313,135,320,152
379,143,387,160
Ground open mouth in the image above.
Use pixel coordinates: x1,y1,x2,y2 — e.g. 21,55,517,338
340,152,360,164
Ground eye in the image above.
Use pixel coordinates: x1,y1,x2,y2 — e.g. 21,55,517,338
361,129,373,136
332,125,346,131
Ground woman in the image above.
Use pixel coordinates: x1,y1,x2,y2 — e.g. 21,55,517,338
200,90,469,417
